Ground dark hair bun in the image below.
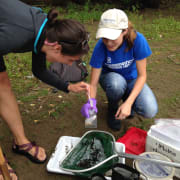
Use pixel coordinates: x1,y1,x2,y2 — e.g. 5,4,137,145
47,8,59,26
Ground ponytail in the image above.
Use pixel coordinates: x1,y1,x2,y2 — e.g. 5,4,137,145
47,8,59,27
125,21,137,52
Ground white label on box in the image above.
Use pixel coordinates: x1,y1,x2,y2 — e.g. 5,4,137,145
147,140,177,160
146,133,180,162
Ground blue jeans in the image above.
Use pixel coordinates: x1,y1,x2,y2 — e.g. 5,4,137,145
99,72,158,118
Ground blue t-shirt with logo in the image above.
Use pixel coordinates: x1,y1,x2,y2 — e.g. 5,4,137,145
90,32,152,80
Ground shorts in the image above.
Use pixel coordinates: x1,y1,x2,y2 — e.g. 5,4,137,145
0,56,6,72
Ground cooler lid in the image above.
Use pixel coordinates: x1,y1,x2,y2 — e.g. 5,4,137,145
149,123,180,149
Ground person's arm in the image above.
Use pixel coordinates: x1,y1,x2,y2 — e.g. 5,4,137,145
89,67,102,98
115,58,147,120
81,39,105,117
32,52,70,92
80,67,101,118
32,52,89,93
67,82,89,93
89,40,105,98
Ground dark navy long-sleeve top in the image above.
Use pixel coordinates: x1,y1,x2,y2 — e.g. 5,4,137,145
0,0,69,92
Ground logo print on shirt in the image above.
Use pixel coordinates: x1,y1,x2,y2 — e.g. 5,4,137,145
105,59,134,69
107,57,111,63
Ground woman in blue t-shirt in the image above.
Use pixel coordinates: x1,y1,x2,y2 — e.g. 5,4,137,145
81,8,158,131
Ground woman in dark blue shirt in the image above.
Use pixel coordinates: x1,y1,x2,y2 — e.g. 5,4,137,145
0,0,89,178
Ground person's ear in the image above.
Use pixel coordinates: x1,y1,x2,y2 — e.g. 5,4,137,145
54,44,62,53
123,29,128,35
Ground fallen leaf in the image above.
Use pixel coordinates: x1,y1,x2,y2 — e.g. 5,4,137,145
48,109,55,115
34,120,40,124
49,104,55,107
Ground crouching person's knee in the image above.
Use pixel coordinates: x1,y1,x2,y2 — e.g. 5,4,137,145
143,104,158,118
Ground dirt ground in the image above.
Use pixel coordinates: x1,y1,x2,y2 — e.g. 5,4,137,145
0,6,180,180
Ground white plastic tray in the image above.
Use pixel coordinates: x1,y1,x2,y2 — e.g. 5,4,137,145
46,136,125,179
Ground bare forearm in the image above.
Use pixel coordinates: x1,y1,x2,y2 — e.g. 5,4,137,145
125,75,146,105
90,84,97,98
89,67,101,99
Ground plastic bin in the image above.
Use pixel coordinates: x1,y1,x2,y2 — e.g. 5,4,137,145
117,127,147,155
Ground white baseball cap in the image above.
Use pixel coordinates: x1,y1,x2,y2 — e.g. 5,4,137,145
96,9,128,40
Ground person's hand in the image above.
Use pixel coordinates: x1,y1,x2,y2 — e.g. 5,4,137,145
68,82,89,93
115,102,132,120
81,98,98,118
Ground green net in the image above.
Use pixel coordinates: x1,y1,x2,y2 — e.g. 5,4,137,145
60,131,118,178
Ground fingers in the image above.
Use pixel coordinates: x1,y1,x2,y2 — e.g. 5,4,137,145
115,108,120,118
116,112,127,120
115,110,127,120
79,82,90,90
70,82,90,93
115,105,131,120
117,112,126,120
77,85,88,92
119,115,126,120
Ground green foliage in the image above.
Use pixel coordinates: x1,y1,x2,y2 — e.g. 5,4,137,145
42,1,180,40
63,2,106,23
19,95,38,102
37,89,49,96
42,6,52,14
130,13,180,41
119,0,143,10
43,2,114,23
49,111,59,119
145,16,180,40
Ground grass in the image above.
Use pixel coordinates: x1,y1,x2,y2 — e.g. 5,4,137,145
128,11,180,41
164,92,180,108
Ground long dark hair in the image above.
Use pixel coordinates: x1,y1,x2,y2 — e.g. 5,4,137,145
46,8,89,56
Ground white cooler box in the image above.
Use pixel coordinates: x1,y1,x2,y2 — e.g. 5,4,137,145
146,122,180,178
